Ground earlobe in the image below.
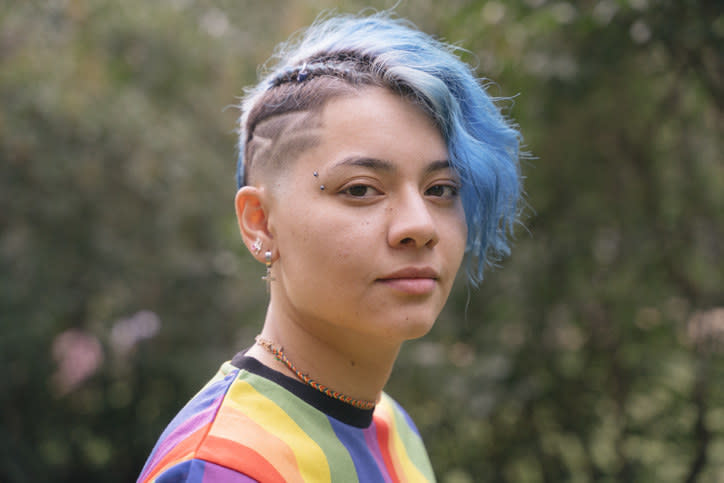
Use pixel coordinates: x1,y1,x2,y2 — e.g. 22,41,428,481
235,186,273,262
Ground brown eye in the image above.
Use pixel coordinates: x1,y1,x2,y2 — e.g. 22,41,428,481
425,184,459,198
342,184,380,197
347,185,369,196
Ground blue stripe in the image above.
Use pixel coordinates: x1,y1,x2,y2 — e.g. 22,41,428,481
158,372,236,440
143,371,237,472
328,416,386,483
389,397,421,437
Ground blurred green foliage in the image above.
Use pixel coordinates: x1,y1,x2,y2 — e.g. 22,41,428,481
1,0,722,481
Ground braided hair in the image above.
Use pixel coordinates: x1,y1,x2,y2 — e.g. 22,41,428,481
238,12,523,283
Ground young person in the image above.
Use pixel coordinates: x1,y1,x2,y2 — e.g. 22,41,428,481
139,11,522,483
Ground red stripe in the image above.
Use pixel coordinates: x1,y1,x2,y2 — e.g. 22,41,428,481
204,402,304,482
143,423,211,482
375,414,401,482
197,435,286,483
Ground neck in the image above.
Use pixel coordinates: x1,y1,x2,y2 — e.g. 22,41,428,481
246,305,402,404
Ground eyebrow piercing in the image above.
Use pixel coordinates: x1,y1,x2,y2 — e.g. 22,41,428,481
313,171,319,177
319,185,325,191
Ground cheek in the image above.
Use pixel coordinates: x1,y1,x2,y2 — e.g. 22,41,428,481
448,214,468,268
457,216,468,251
280,211,372,272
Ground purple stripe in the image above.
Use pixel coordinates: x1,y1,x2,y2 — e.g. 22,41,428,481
149,458,257,482
139,371,238,481
162,373,237,440
328,416,391,483
139,399,221,481
202,460,259,483
364,422,393,482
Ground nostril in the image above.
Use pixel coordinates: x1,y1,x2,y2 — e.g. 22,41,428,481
400,237,414,245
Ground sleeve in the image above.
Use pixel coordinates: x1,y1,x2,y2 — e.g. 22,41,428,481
149,458,259,483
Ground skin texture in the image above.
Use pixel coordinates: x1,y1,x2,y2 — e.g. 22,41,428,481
236,87,467,403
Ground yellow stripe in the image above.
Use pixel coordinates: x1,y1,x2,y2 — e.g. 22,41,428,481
379,396,429,482
224,380,332,483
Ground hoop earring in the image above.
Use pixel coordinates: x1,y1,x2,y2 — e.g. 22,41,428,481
262,250,274,292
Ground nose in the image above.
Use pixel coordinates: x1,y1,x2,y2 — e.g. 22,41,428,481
387,190,439,249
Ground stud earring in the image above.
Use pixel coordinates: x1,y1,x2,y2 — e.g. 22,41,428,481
262,250,274,292
251,238,263,255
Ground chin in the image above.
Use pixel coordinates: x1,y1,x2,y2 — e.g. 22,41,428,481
383,316,437,341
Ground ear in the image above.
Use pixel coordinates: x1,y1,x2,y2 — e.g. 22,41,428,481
235,186,274,263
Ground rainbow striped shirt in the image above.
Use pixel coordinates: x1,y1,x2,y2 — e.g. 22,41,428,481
138,354,436,482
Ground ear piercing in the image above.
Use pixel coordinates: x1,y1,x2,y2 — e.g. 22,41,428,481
262,250,275,292
253,242,274,293
251,238,263,254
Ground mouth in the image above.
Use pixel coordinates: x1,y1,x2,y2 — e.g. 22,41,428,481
376,267,439,295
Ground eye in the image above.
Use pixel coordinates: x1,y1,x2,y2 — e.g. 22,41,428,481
425,184,459,198
341,184,381,197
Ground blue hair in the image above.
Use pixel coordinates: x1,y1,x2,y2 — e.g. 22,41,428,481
238,12,523,284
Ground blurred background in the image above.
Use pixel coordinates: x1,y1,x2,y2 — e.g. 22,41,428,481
1,0,722,481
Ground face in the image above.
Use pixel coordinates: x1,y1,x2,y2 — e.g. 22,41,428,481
264,87,467,343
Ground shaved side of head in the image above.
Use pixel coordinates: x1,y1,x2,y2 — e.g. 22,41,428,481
244,110,323,186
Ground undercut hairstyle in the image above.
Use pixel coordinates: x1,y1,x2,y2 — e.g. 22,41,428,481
237,12,524,284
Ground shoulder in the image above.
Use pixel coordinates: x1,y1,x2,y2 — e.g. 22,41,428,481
138,362,248,482
142,458,258,482
139,361,343,482
375,392,423,436
371,393,437,482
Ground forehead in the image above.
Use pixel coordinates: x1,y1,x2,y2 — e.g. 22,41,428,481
311,87,447,166
247,87,448,187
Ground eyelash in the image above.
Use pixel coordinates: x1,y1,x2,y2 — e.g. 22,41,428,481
342,184,381,197
425,184,459,198
340,182,459,199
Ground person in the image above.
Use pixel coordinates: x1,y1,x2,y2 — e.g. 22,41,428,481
138,11,522,483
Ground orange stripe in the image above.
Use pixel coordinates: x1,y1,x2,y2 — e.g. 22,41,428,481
381,398,429,481
197,435,286,483
374,411,401,482
202,403,305,483
144,423,211,482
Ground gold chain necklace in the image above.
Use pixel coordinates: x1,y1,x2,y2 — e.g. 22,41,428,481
255,336,376,410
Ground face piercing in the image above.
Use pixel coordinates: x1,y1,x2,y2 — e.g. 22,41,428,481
320,185,325,191
313,171,319,177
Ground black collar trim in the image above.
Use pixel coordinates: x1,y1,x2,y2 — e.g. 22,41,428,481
230,351,375,428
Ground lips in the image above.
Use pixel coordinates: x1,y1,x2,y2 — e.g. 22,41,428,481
377,267,439,295
380,267,439,279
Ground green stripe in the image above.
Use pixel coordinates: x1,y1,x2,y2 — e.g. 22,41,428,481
386,396,436,481
242,371,359,482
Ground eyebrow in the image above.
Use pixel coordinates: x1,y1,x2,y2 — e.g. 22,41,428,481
424,159,453,175
329,156,451,175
